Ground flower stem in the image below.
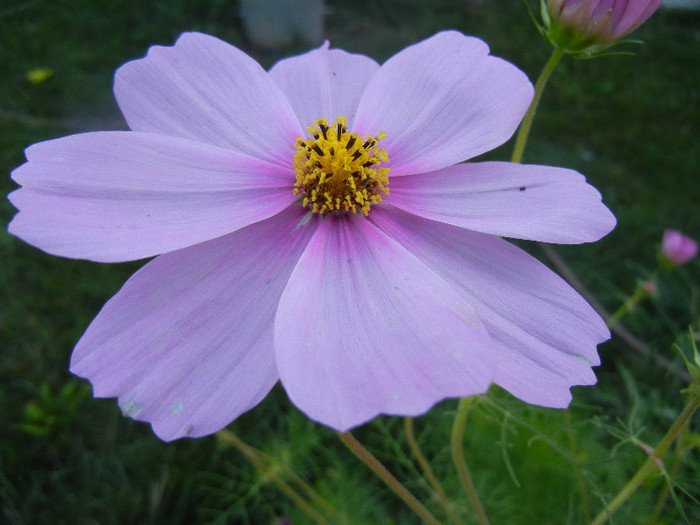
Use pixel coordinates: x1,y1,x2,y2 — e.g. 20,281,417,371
606,272,659,329
337,430,441,525
403,417,459,524
606,281,652,329
451,397,490,525
511,47,564,164
589,395,700,525
216,429,338,525
563,409,592,521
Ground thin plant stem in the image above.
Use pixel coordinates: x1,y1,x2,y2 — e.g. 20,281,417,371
644,424,689,525
218,429,338,518
511,47,564,164
589,395,700,525
403,417,460,524
337,430,441,525
508,49,572,402
563,409,592,521
216,429,338,525
450,397,490,525
606,273,658,329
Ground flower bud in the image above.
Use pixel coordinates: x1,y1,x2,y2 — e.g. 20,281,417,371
541,0,662,55
661,229,698,266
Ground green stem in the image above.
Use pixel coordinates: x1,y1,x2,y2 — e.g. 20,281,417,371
564,409,592,521
644,424,688,525
606,272,658,329
216,429,337,525
337,431,441,525
606,284,650,329
589,395,700,525
450,397,490,525
403,417,459,524
511,47,564,164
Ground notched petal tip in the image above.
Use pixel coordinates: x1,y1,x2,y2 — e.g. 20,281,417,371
389,162,617,244
371,206,609,411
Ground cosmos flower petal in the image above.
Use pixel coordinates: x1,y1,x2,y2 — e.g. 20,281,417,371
615,0,662,38
269,42,380,130
70,205,319,441
389,161,616,243
371,206,609,408
354,31,533,176
8,131,295,262
274,213,496,431
114,32,302,165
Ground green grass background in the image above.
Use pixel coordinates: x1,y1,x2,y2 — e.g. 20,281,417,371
1,1,699,523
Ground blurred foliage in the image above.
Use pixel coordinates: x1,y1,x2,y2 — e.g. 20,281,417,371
1,0,699,524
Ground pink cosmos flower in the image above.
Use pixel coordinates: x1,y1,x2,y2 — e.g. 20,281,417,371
543,0,662,53
8,31,616,441
661,229,698,266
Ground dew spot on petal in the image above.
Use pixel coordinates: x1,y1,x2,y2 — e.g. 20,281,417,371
575,354,591,366
120,397,143,419
292,210,314,231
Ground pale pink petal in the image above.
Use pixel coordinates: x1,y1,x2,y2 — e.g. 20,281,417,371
269,42,379,130
274,213,496,431
388,162,616,244
613,0,662,38
70,206,319,441
114,32,301,165
354,31,533,176
371,206,609,408
8,132,295,262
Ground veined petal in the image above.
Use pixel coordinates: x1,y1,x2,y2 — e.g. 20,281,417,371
70,205,318,441
269,42,379,130
114,32,302,165
354,31,533,176
612,0,662,38
388,162,616,244
371,206,609,408
8,131,295,262
275,213,495,431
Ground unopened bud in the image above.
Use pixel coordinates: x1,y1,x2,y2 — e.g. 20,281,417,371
661,229,698,266
541,0,662,56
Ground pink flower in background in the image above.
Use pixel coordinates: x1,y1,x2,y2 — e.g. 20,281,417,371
8,31,615,441
543,0,662,53
662,229,698,266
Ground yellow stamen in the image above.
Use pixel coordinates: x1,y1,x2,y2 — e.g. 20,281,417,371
292,116,390,216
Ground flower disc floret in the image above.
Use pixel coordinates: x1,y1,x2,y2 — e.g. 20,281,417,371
293,116,390,216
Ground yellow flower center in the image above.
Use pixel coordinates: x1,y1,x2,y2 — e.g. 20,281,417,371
292,116,390,216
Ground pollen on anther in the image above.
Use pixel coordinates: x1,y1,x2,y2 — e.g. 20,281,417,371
292,116,390,216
